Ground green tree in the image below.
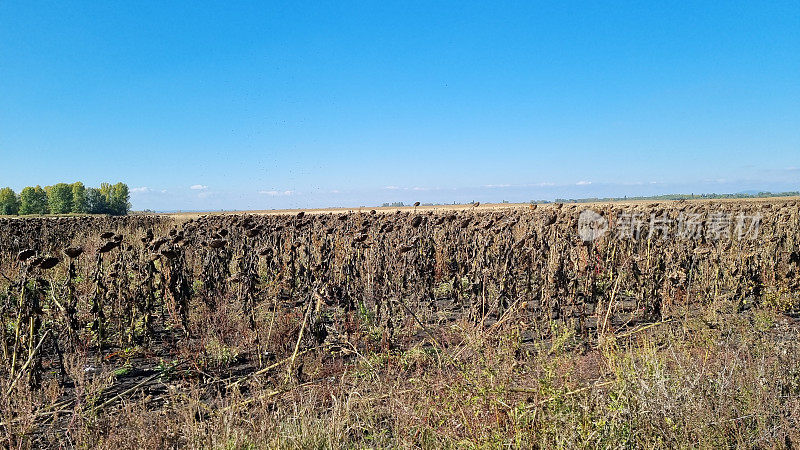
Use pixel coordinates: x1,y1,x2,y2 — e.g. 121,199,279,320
109,182,131,215
86,188,108,214
0,187,19,215
19,186,49,215
99,182,112,201
71,182,86,213
46,183,73,214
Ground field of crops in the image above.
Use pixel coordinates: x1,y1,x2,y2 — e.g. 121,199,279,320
1,199,799,447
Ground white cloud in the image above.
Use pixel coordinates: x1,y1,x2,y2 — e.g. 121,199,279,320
481,183,557,188
130,187,168,196
259,190,295,196
190,184,208,190
383,186,442,192
576,180,592,186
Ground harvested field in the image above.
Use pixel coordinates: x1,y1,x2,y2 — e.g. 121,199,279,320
1,198,800,447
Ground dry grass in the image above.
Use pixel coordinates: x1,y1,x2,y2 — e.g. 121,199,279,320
9,305,799,448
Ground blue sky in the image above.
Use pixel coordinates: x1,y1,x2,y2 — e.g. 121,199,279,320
1,1,798,210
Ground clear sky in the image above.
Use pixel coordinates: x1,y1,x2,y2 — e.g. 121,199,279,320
1,1,798,211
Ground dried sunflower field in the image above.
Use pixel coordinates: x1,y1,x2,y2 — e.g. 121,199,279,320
1,199,799,448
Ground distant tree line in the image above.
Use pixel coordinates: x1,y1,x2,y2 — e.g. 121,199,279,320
0,182,131,216
533,191,800,204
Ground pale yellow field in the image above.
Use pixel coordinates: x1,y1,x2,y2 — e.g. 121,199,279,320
158,196,800,219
